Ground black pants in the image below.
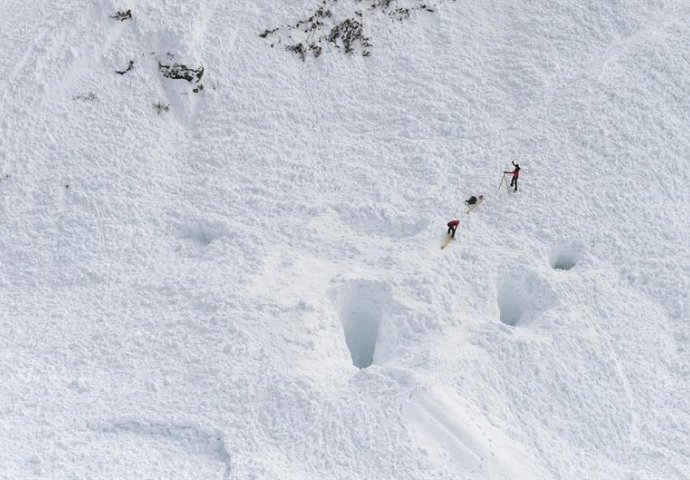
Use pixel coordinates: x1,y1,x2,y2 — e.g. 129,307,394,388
510,176,518,191
447,225,457,237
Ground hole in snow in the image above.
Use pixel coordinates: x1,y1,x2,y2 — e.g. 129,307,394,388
334,280,392,368
497,272,557,327
550,244,582,271
497,280,529,327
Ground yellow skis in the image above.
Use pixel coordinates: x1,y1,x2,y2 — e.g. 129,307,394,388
441,235,454,249
465,197,485,214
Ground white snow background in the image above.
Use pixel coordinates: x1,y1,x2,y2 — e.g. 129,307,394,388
0,0,689,478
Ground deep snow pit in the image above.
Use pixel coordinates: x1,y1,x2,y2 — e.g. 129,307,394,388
497,282,529,327
497,273,557,327
335,280,392,368
550,244,582,271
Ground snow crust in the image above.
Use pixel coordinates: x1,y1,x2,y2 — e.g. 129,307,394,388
1,0,689,478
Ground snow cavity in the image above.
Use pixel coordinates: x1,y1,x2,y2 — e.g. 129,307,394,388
334,280,392,368
550,243,582,271
497,272,557,327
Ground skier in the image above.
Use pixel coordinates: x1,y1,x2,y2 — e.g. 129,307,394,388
504,162,520,191
447,219,460,238
465,194,484,205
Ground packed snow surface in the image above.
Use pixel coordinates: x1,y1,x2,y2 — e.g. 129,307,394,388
1,0,689,478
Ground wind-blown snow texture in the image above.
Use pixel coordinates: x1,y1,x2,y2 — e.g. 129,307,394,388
1,0,689,478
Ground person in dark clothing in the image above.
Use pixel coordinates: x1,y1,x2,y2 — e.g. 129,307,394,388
504,162,520,191
465,194,484,205
447,219,460,238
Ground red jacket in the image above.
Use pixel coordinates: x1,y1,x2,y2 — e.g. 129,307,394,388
447,220,460,227
511,163,520,178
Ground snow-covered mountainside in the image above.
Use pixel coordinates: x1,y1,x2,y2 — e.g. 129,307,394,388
1,0,688,478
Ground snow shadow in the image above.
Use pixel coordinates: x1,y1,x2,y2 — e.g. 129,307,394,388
333,280,392,368
180,221,226,246
92,419,231,479
497,272,557,327
550,243,583,271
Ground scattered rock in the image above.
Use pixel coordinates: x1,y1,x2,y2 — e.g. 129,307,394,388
111,9,132,21
115,60,134,75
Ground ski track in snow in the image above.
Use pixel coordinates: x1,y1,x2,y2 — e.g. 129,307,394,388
1,0,689,479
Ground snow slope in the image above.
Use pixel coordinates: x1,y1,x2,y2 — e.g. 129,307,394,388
1,0,688,478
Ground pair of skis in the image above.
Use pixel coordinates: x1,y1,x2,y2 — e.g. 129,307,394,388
464,197,484,214
441,234,455,249
441,197,484,249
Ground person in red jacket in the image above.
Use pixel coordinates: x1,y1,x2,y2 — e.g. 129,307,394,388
504,161,520,191
447,219,460,238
